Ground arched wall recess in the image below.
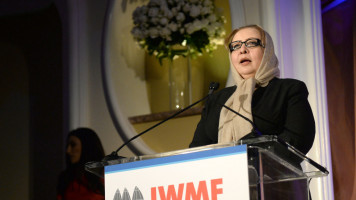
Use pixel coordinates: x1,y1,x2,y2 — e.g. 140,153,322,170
101,0,231,155
101,0,155,155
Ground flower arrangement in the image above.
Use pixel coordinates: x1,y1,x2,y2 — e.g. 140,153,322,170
131,0,226,63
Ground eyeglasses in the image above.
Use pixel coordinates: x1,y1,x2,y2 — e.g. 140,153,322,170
229,38,265,52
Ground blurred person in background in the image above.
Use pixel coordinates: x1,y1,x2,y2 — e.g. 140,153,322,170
57,128,105,200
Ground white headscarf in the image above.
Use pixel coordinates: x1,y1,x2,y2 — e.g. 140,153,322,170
218,29,280,143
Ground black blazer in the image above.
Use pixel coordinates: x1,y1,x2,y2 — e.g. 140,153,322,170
190,78,315,154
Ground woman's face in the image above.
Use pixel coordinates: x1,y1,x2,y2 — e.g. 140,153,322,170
66,135,82,164
230,27,264,79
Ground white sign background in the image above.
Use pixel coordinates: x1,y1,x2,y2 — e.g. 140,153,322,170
105,145,250,199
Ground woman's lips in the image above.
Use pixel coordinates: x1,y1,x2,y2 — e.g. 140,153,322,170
240,59,251,65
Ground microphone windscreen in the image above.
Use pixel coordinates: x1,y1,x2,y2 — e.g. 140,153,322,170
209,82,220,91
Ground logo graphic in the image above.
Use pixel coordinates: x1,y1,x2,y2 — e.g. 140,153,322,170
151,178,223,200
113,186,144,200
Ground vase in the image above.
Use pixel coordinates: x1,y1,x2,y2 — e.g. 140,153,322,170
145,53,204,113
168,56,192,110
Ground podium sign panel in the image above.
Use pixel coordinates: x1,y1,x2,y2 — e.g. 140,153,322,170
105,145,250,200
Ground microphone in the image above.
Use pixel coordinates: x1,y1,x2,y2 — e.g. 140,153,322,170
102,82,220,161
219,104,262,137
219,100,330,175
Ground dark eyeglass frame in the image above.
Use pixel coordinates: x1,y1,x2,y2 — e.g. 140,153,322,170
229,38,265,52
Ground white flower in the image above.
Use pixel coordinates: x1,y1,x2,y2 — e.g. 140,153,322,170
189,5,200,17
171,7,178,15
201,6,211,15
211,21,222,29
163,8,173,19
183,4,191,13
138,15,148,24
179,27,185,34
167,22,178,32
175,4,182,11
160,17,168,25
142,28,149,38
148,7,159,17
133,6,147,16
148,27,159,38
200,18,209,28
185,23,195,34
176,12,185,22
150,17,160,24
160,27,171,37
208,14,216,22
149,0,162,6
217,29,226,37
130,0,226,60
203,0,212,6
131,27,144,39
193,20,204,30
132,6,148,24
206,25,216,36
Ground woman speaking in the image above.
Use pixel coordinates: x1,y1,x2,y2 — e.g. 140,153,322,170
190,25,315,155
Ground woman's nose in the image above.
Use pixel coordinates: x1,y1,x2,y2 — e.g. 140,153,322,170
239,45,248,54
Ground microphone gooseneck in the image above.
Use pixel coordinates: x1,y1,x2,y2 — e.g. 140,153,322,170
103,82,220,161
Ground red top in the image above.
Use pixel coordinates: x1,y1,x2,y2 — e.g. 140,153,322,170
57,179,104,200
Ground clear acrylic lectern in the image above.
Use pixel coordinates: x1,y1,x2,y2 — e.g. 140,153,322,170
85,135,329,200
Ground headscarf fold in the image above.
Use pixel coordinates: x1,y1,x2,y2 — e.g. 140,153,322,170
218,30,280,143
